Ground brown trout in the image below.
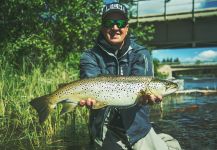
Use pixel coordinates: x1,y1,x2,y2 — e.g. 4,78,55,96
30,76,178,123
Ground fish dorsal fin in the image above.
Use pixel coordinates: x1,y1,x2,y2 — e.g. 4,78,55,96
92,101,108,109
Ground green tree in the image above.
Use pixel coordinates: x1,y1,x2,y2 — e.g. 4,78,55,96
174,57,180,64
0,0,103,71
195,60,201,64
130,23,155,51
153,58,167,78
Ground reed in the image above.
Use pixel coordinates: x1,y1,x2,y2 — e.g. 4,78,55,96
0,58,89,149
0,55,168,149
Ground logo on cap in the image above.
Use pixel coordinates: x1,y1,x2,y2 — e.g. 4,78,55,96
102,3,128,19
104,3,126,13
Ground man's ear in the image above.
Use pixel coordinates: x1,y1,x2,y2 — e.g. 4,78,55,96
126,23,129,28
126,24,129,33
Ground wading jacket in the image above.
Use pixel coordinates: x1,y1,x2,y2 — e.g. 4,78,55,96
79,36,154,146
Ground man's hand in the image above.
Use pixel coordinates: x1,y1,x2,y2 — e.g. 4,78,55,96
140,94,163,105
79,98,96,108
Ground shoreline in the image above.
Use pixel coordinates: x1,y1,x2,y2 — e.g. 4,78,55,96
175,89,217,95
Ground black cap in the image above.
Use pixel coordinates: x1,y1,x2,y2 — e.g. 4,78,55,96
102,2,128,20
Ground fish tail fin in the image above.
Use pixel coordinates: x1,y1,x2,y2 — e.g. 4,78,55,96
30,94,52,124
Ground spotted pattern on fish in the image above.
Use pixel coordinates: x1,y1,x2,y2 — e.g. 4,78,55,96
30,76,178,123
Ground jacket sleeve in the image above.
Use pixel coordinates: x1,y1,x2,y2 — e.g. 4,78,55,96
130,49,154,76
79,51,101,79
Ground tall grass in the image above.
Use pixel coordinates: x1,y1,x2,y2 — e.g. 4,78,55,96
0,57,89,149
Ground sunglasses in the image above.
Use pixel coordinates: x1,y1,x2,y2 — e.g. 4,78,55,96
102,19,128,28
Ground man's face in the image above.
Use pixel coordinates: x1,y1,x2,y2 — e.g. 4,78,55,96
101,12,129,46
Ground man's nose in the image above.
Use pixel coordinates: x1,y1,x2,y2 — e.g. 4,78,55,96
112,24,119,30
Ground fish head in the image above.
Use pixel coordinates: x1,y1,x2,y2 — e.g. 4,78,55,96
147,79,178,96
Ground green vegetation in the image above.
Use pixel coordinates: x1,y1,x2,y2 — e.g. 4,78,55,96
153,58,169,79
0,0,102,148
0,60,91,149
195,60,202,65
0,1,156,149
1,0,102,72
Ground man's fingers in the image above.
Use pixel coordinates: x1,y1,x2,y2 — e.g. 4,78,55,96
155,95,163,103
86,98,93,106
142,94,163,105
79,98,96,108
79,100,86,106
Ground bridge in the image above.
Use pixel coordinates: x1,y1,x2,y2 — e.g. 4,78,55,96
158,64,217,78
128,0,217,49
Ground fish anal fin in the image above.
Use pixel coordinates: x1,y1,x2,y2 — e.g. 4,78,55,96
92,101,108,109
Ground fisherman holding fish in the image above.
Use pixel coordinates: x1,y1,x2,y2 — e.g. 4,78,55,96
79,2,181,150
30,2,182,150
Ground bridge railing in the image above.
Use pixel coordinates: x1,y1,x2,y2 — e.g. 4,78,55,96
126,0,217,18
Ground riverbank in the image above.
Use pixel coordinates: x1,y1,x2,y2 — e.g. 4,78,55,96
176,89,217,95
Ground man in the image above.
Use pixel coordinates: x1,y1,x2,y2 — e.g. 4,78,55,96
79,2,181,150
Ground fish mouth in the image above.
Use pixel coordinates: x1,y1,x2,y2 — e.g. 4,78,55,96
164,88,177,95
165,83,178,95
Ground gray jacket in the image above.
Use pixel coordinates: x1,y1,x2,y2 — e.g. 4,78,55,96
79,38,154,145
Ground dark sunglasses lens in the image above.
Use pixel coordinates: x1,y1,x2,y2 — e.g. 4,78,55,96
103,20,114,28
103,20,127,28
116,20,127,28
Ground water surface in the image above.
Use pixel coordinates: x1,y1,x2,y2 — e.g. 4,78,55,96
151,77,217,150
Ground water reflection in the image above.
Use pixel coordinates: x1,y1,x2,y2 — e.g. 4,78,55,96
151,94,217,150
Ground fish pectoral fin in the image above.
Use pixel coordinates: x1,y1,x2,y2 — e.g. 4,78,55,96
60,102,77,115
92,101,108,109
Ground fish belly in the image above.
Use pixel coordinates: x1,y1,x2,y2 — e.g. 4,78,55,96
74,82,145,106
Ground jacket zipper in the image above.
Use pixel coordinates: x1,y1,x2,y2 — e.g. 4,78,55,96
97,44,133,140
98,44,132,75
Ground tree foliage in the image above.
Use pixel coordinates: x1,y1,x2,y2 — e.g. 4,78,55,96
0,0,157,73
130,23,155,50
162,57,180,64
0,0,103,71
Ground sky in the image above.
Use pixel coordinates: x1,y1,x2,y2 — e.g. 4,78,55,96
152,47,217,63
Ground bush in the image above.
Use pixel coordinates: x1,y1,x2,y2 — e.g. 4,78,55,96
2,34,58,72
0,0,103,72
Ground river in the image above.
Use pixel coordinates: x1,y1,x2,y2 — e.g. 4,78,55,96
182,77,217,90
151,77,217,150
